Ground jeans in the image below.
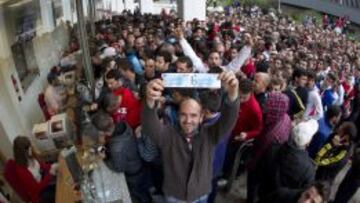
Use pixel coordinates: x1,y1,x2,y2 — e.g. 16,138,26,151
166,194,208,203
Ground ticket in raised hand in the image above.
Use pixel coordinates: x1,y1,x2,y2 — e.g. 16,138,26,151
162,73,221,89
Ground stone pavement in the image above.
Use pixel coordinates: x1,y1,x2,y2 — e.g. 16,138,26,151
215,162,360,203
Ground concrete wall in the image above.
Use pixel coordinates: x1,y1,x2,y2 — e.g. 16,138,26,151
281,0,360,24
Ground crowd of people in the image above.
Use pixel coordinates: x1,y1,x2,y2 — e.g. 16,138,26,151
10,2,360,203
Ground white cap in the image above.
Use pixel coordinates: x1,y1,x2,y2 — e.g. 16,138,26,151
100,47,117,59
291,119,319,147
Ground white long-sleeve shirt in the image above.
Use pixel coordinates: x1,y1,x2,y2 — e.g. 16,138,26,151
304,86,324,120
179,38,252,73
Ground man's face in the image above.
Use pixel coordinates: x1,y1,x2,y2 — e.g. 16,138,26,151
274,59,282,69
145,59,156,76
297,186,323,203
299,61,307,69
176,62,191,73
135,37,145,51
254,74,264,94
230,48,238,60
208,52,222,68
296,75,308,87
127,34,135,47
155,56,167,72
179,99,203,135
216,44,225,56
307,78,315,89
106,78,121,90
239,91,251,104
330,113,342,127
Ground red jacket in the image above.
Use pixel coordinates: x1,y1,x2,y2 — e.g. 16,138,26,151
231,94,263,140
112,87,141,129
14,161,54,203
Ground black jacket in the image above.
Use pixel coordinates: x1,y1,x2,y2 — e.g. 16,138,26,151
106,122,142,175
277,142,316,189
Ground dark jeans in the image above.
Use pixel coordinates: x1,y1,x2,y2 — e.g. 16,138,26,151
126,168,152,203
333,167,360,203
222,140,241,179
40,184,56,203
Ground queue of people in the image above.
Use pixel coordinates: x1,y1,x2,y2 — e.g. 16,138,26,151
7,3,360,203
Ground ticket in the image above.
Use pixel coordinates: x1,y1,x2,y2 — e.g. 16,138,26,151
162,73,221,89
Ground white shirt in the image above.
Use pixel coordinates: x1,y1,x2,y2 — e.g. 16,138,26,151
44,84,67,115
179,38,252,73
304,86,324,120
334,84,345,106
27,159,41,183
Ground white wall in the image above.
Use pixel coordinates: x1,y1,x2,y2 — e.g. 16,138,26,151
177,0,206,21
0,6,70,159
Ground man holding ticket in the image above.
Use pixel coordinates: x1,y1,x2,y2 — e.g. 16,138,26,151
142,71,240,202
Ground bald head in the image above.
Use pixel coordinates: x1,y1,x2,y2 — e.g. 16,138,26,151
254,72,270,94
178,98,204,135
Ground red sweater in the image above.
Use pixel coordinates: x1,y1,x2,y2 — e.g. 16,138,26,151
231,94,263,139
14,161,54,203
241,58,256,79
112,87,141,129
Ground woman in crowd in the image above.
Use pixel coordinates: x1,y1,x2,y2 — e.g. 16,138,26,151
13,136,58,203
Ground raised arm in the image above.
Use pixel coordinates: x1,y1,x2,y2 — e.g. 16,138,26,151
141,79,168,147
225,33,253,73
175,28,208,73
208,71,240,143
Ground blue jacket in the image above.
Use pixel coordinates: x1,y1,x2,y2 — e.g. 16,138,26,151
322,89,336,110
307,117,333,158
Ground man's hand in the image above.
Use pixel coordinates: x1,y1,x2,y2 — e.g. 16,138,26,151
219,71,239,102
234,132,247,141
135,126,142,139
146,79,165,108
174,27,184,40
50,163,59,176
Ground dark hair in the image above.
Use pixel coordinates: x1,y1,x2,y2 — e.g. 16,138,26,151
117,58,134,72
176,56,193,69
339,122,357,142
47,72,58,84
172,88,196,99
327,72,338,83
156,51,172,63
13,136,31,167
312,181,331,202
105,69,122,80
81,123,99,143
325,105,342,120
102,93,119,112
307,70,317,80
292,68,307,81
199,90,222,113
91,110,114,132
238,79,254,94
208,50,221,58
